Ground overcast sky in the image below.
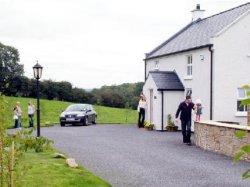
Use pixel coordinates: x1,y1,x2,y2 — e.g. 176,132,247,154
0,0,247,88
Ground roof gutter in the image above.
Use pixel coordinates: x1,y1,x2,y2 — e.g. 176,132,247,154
209,46,214,120
144,44,212,61
157,88,185,91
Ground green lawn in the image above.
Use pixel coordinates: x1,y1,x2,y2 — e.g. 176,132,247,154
4,96,137,128
16,150,111,187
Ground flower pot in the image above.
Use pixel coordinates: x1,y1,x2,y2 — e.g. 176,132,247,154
144,125,154,131
166,126,178,132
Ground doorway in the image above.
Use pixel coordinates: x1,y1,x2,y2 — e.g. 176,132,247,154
150,89,153,124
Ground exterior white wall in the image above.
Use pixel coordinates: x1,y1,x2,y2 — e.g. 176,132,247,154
163,91,184,130
212,12,250,125
142,75,162,130
145,47,211,121
143,76,185,130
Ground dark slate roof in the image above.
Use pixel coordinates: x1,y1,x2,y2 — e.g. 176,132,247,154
149,71,185,91
146,2,250,59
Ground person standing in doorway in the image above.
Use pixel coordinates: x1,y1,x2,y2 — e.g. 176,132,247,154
16,102,22,128
175,96,195,145
28,101,35,128
137,93,147,128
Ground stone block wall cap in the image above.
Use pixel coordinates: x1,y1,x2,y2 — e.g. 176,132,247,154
195,120,250,131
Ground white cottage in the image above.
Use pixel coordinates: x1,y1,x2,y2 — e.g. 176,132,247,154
143,3,250,130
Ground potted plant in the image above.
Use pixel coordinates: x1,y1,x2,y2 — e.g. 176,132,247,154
144,121,154,131
165,114,178,132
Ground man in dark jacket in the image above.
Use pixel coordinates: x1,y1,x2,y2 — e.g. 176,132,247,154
175,95,195,145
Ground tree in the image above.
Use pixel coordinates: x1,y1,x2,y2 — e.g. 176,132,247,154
57,81,73,101
0,42,23,94
41,80,59,100
100,91,124,108
92,82,144,109
86,92,97,104
71,88,88,103
4,76,29,97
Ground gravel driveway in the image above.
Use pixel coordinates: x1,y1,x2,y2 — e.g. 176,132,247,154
43,125,250,187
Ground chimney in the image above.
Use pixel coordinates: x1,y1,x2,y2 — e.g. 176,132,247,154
191,4,205,21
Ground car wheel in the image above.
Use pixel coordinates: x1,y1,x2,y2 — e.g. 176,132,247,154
83,117,88,126
60,122,65,127
92,116,96,124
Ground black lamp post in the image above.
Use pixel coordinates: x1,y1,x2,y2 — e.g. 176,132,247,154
33,61,43,137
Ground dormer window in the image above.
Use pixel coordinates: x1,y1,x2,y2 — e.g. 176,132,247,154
187,55,193,76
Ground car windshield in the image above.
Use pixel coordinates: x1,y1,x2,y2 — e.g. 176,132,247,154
65,105,87,112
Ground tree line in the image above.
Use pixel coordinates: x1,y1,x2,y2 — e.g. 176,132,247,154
0,42,143,109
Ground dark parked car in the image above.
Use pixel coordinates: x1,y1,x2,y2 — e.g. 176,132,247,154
60,104,97,126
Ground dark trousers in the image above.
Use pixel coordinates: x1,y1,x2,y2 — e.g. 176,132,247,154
181,120,191,143
14,119,19,128
18,116,22,127
29,114,34,127
138,108,145,128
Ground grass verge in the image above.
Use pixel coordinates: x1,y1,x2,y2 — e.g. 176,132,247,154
5,96,137,128
16,150,111,187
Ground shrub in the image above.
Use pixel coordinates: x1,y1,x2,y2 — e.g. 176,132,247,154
0,94,19,186
234,85,250,180
13,129,53,153
165,114,178,131
234,130,250,179
144,121,154,130
166,114,175,127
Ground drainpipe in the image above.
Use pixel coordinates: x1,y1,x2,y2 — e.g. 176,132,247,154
161,91,164,131
144,59,147,82
209,46,213,120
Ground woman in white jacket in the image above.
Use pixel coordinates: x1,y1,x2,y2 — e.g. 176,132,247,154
137,94,147,128
28,101,35,128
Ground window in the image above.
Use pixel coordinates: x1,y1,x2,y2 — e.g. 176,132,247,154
154,60,159,70
237,88,249,112
187,55,193,76
186,88,192,97
200,54,205,61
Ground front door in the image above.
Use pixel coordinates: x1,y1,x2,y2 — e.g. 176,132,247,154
150,89,153,124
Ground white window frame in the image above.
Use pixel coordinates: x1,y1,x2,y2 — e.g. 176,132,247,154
200,54,205,61
154,60,159,70
236,88,249,116
185,55,193,79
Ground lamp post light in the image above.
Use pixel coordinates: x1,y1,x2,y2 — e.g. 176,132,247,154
33,61,43,137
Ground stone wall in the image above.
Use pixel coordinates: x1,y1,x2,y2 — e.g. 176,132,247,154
194,121,250,162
